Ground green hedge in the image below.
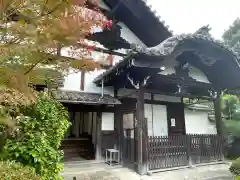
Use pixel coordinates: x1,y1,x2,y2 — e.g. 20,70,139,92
230,158,240,176
3,93,70,179
0,161,40,180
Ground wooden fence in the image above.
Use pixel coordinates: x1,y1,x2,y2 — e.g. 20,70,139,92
148,134,224,170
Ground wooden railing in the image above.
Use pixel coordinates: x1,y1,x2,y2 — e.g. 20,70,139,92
148,134,224,170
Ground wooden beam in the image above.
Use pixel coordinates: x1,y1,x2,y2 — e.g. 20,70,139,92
151,74,212,89
143,88,214,100
142,116,148,173
80,43,127,57
214,93,222,135
80,71,85,90
95,110,102,160
135,85,148,174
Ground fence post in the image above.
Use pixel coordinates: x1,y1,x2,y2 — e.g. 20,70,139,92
221,135,225,161
187,135,192,166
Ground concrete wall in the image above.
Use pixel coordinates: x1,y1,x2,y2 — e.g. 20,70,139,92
184,109,217,134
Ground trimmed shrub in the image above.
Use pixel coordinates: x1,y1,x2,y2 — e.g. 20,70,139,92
0,160,40,180
230,157,240,176
3,93,70,179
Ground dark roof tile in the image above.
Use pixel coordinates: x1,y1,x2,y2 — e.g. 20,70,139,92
52,90,121,105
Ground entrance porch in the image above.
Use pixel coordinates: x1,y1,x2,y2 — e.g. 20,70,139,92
52,90,121,162
93,27,240,175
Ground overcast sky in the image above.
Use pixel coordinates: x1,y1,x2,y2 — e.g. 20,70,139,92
147,0,240,39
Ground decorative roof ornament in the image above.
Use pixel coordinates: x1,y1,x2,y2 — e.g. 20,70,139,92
194,25,212,37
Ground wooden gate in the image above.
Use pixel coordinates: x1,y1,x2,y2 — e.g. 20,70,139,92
148,134,224,171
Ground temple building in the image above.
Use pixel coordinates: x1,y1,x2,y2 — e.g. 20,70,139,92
51,0,240,175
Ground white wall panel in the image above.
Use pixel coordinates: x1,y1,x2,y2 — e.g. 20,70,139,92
145,104,168,136
117,22,146,47
184,109,217,134
101,112,114,131
153,94,181,103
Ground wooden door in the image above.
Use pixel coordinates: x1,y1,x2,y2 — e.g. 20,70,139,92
122,112,136,164
167,103,186,135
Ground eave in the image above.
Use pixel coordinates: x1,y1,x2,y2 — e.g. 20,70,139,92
102,0,172,46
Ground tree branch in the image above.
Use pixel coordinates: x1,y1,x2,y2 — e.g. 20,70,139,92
42,0,64,17
24,59,44,75
40,0,49,16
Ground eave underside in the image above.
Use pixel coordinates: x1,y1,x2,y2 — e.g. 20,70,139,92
95,64,213,99
102,0,172,46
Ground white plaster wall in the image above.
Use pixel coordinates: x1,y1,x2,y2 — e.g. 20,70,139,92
158,66,210,84
117,22,147,48
184,109,217,134
188,66,210,83
145,104,168,136
60,69,114,96
153,94,181,103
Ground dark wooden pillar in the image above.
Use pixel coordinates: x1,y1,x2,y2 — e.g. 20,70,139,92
95,110,102,160
214,93,222,135
135,86,148,175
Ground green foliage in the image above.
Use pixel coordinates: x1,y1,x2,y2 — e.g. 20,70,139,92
3,93,70,179
224,120,240,137
221,94,239,120
0,0,103,93
230,158,240,176
223,18,240,48
0,160,40,180
220,94,240,137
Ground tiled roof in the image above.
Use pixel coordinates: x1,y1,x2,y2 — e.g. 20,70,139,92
131,26,240,60
141,0,173,36
52,90,121,105
93,26,240,90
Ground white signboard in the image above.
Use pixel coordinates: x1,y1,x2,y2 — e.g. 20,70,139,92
123,113,134,129
171,118,176,127
101,112,114,131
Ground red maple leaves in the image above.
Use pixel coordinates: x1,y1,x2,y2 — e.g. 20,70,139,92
87,45,96,53
103,19,113,30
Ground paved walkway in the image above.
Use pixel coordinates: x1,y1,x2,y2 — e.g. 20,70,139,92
144,164,233,180
62,162,234,180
